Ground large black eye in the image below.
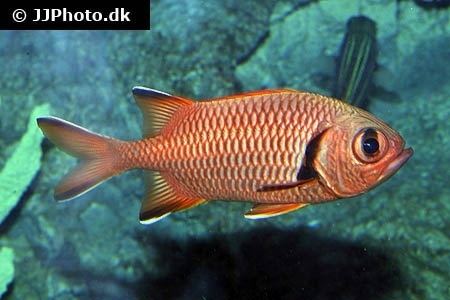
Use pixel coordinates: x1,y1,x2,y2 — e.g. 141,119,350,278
354,128,387,163
363,137,379,155
362,128,379,155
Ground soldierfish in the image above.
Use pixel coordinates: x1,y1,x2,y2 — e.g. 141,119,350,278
333,15,377,108
37,87,413,224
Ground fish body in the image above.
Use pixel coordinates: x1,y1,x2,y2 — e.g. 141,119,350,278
122,90,337,204
37,88,412,224
334,15,377,108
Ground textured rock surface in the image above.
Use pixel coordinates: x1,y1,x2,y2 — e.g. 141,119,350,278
0,0,448,299
0,247,14,298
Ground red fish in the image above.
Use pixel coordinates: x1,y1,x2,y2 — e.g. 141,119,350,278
37,87,413,224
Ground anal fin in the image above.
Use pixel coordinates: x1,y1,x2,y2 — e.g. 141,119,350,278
244,203,309,219
140,172,205,224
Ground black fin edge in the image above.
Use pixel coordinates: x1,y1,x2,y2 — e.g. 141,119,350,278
132,86,172,98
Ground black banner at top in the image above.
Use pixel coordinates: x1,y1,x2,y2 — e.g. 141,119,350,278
0,0,150,29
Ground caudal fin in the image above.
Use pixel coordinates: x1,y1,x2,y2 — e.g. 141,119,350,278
37,117,124,201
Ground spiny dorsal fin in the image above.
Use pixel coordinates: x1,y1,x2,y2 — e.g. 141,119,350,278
140,172,206,224
244,203,309,219
132,87,194,138
203,89,299,102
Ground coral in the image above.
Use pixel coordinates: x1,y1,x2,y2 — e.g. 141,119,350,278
0,103,49,223
0,247,14,297
0,103,49,298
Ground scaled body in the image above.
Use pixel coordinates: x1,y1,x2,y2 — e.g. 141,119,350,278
37,88,412,223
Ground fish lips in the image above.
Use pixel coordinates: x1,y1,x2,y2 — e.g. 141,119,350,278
378,147,413,183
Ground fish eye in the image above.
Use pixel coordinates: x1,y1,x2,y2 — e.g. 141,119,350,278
362,130,379,155
353,128,387,163
363,137,379,154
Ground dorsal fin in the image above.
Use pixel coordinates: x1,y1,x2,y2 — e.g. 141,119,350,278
203,89,299,102
244,203,309,219
140,172,206,224
132,86,194,138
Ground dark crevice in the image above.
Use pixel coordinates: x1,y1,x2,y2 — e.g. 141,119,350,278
0,171,41,235
236,30,270,65
237,0,319,66
271,0,320,24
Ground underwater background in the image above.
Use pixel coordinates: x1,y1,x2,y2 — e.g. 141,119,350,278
0,0,449,299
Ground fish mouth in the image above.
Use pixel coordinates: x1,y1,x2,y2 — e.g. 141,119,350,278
378,147,413,182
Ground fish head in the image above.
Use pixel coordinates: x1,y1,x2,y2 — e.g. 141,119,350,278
312,109,413,198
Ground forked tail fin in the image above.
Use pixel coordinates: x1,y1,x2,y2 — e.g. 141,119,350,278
37,117,125,201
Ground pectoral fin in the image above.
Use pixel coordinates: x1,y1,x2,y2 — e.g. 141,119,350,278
244,203,309,219
256,178,317,192
255,124,329,193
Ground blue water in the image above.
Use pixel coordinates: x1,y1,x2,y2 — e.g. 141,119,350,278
0,1,449,299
